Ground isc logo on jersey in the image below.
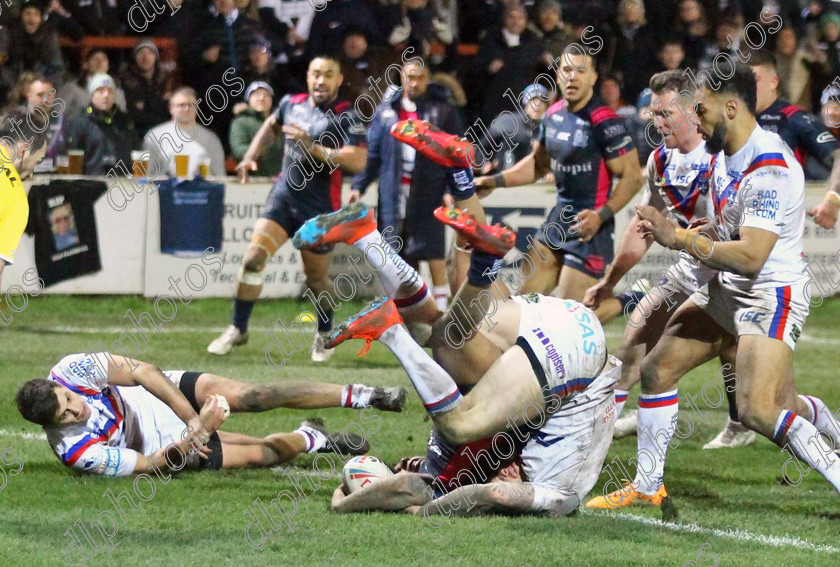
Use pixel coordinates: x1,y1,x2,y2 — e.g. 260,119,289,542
342,455,394,493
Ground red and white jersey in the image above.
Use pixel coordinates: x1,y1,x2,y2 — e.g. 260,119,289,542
707,125,808,289
45,353,187,476
645,141,720,226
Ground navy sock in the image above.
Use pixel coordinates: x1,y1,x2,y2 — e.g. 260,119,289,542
467,250,503,287
726,384,739,421
317,308,333,332
445,167,475,199
618,288,646,312
232,299,256,333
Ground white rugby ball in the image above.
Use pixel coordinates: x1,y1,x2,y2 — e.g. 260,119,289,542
213,395,230,418
342,455,394,493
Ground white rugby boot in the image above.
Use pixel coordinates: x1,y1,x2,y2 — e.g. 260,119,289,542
207,325,249,355
703,417,757,449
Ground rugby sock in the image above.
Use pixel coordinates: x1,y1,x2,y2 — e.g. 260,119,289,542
618,289,645,313
433,285,449,311
232,299,256,333
341,384,374,409
614,389,629,419
634,390,679,495
727,385,739,422
774,411,840,491
445,167,475,199
799,395,840,448
317,307,333,333
378,324,461,415
468,250,504,286
294,425,327,453
353,230,426,303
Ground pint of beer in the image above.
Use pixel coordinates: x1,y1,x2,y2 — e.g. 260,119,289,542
56,155,69,174
132,151,148,178
67,150,85,175
199,158,211,179
174,154,189,178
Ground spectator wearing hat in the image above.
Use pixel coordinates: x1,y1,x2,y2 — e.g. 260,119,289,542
481,83,553,175
121,39,176,139
241,36,302,101
65,73,139,175
59,49,128,128
338,26,396,104
229,81,283,177
7,0,65,84
143,86,226,179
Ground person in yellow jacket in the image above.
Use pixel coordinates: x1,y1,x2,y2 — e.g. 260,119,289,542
0,109,48,290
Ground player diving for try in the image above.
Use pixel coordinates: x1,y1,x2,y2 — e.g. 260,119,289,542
292,126,621,516
587,63,840,510
15,353,405,476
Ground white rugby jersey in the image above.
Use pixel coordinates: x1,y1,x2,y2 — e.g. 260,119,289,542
707,125,808,289
645,141,719,226
45,353,187,476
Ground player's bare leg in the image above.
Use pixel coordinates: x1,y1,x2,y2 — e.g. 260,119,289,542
192,373,406,412
518,242,561,294
447,243,471,295
208,218,287,355
553,265,598,302
429,258,449,310
703,344,756,449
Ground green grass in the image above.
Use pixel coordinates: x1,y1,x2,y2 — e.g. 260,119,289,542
2,295,840,566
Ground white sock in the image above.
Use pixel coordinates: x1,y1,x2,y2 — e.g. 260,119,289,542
341,384,374,409
354,230,425,301
379,324,461,414
774,410,840,492
615,389,629,419
799,395,840,448
433,285,449,311
634,390,679,495
294,425,327,453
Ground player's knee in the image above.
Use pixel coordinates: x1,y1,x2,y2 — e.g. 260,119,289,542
240,385,273,412
638,357,662,391
242,248,268,274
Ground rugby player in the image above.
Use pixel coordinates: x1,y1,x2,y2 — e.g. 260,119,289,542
0,110,48,292
750,51,840,230
15,353,405,476
587,64,840,509
473,48,644,303
583,70,752,447
207,55,367,361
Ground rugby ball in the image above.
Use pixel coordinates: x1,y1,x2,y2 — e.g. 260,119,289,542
213,395,230,418
342,455,394,493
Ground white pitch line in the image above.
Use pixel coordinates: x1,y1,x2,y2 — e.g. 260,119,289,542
270,465,342,480
581,509,840,553
0,429,47,441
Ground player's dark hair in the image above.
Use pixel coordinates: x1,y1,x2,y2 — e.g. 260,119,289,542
309,54,342,72
649,70,692,95
16,379,61,426
0,109,49,154
700,62,757,114
748,50,777,70
561,44,597,72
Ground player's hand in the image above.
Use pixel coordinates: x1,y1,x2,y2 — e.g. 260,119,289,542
584,279,613,310
203,45,221,63
576,209,602,242
808,199,839,229
474,175,495,198
636,205,677,248
686,217,710,230
348,189,362,203
395,456,425,473
235,158,258,183
282,125,315,151
199,396,226,433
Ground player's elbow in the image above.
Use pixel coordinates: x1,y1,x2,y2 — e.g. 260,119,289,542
736,256,767,279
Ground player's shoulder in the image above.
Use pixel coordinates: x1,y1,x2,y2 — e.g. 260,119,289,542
587,104,621,127
288,93,309,105
544,100,566,118
50,353,106,394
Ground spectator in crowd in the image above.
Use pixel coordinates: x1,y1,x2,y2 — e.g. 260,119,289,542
382,0,454,57
131,0,191,37
143,87,226,179
599,74,635,120
65,73,138,175
4,72,38,114
0,29,17,105
775,26,821,112
656,36,686,72
605,0,655,103
42,0,85,41
482,83,553,174
7,0,65,84
674,0,709,68
698,13,743,72
337,26,396,104
183,0,261,146
806,13,840,112
350,57,462,311
628,87,656,167
474,4,547,125
62,0,126,36
529,0,574,62
258,0,315,63
120,39,175,139
60,49,128,126
242,36,302,101
229,81,283,177
22,76,68,167
306,0,383,58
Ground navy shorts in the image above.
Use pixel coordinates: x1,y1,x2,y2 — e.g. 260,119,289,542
536,205,615,279
178,371,223,470
261,181,335,254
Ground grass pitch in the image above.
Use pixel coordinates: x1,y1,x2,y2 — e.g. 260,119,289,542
2,295,840,566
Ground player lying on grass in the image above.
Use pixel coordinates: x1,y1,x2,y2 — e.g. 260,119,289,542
15,353,405,476
294,162,621,516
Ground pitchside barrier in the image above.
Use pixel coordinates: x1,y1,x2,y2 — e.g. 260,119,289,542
2,176,838,299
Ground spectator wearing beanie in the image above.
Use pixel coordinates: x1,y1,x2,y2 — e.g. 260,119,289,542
121,39,175,139
65,73,139,175
229,81,283,177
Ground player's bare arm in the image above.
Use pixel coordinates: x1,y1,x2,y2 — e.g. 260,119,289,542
474,143,547,195
808,182,840,228
419,482,539,518
577,150,644,242
237,113,280,182
281,124,367,173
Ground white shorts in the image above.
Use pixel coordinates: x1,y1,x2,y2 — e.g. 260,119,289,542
657,251,716,297
513,295,608,404
688,277,809,351
525,356,621,513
